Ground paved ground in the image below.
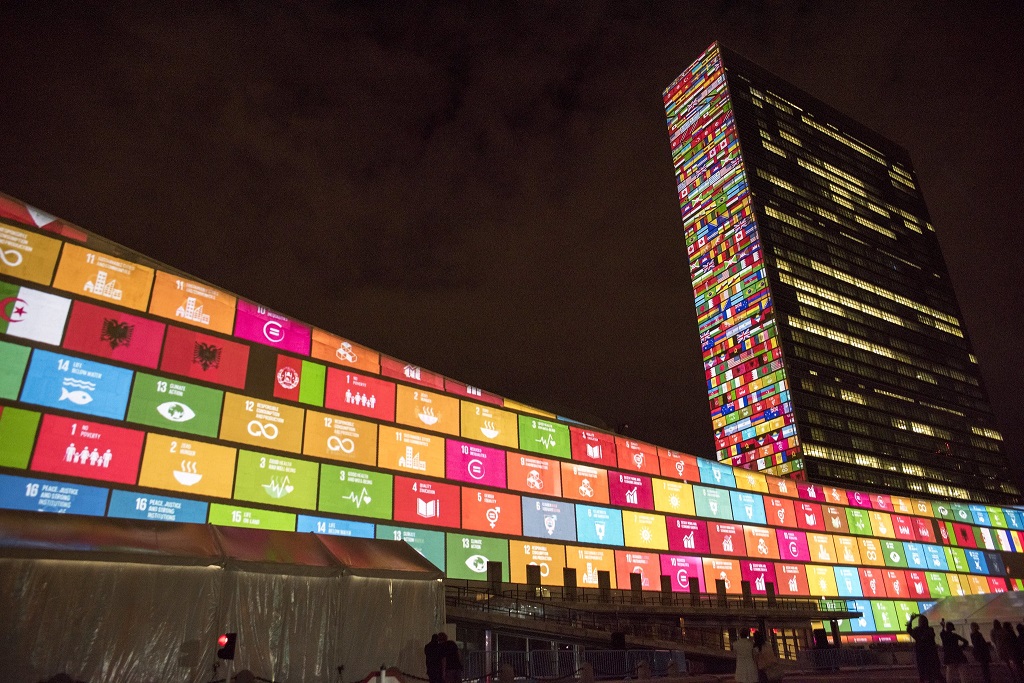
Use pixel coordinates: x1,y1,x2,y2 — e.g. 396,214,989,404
686,662,1021,682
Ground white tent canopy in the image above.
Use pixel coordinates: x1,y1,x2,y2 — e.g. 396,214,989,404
0,510,444,682
923,592,1024,631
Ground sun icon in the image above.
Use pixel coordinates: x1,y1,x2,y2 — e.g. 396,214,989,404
669,495,680,509
640,528,652,543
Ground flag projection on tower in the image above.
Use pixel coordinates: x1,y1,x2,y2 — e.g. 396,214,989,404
663,43,801,477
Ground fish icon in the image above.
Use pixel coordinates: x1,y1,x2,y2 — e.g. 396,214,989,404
59,387,93,405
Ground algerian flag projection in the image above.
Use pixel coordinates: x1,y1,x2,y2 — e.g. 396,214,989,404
0,282,71,345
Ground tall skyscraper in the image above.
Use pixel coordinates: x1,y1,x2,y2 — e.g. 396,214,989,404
665,43,1019,505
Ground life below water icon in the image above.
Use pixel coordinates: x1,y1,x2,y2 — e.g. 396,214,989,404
59,377,95,406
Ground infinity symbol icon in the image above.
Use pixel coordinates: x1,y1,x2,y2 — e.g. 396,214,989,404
327,436,355,453
0,249,23,267
247,420,279,440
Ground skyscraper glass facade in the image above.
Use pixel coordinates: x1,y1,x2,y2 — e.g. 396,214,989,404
665,43,1018,505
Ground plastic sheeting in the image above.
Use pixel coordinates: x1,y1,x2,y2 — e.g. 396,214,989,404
0,513,445,682
923,591,1024,628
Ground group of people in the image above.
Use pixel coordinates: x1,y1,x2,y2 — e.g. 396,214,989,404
908,614,1024,683
732,627,784,683
424,632,463,683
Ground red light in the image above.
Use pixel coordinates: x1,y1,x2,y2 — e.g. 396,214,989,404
218,634,229,647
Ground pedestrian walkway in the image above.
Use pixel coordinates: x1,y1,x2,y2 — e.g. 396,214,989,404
689,661,1019,682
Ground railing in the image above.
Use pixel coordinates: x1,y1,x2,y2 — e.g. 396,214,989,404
461,650,687,681
795,646,881,669
446,579,852,616
446,585,683,642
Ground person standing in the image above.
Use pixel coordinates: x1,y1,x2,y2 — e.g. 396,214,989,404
1005,622,1022,680
1015,624,1024,678
970,622,993,683
940,622,969,683
907,614,943,683
439,632,463,683
992,620,1014,678
424,633,443,683
733,628,759,683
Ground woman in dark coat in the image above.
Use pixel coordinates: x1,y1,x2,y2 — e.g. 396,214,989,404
907,614,943,683
940,622,969,683
970,622,992,683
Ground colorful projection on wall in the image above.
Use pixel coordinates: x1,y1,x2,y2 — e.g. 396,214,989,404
663,42,801,477
1,189,1023,644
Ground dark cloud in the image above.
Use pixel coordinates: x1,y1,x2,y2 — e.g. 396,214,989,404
1,1,1021,482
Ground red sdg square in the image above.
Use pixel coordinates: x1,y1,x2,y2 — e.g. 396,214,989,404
393,476,461,529
32,414,144,484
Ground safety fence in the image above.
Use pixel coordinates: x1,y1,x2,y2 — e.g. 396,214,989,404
460,649,687,681
795,646,884,669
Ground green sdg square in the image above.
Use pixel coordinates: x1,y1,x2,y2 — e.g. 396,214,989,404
870,600,900,632
299,360,326,406
319,465,393,520
445,533,509,581
931,501,954,520
517,416,570,459
0,407,41,469
694,485,732,520
126,373,224,437
893,601,917,629
208,503,296,531
944,547,970,573
986,507,1007,529
376,525,445,570
925,572,951,599
845,508,872,536
234,450,318,510
881,540,907,568
0,340,30,400
950,504,972,524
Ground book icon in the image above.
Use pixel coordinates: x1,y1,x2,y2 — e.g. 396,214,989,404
416,498,438,519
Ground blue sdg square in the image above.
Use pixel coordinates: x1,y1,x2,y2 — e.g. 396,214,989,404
20,349,133,420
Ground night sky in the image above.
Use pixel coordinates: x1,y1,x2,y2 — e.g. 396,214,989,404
1,2,1022,489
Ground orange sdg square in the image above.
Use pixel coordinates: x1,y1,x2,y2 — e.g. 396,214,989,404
378,426,444,478
462,488,522,536
461,402,518,448
510,541,566,586
834,536,861,565
303,410,378,467
703,558,742,594
0,224,62,285
566,547,616,588
560,462,609,504
395,385,459,436
53,243,154,311
744,526,780,560
148,271,236,334
311,328,380,374
807,533,836,564
219,393,303,454
508,454,562,498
